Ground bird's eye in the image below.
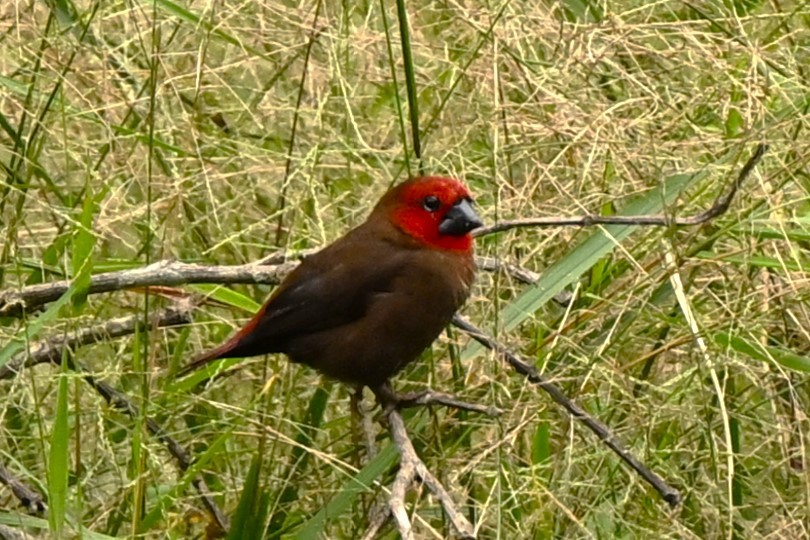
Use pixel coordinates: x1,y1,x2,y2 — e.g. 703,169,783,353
422,195,441,212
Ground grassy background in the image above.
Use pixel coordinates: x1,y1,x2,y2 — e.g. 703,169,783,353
1,0,809,538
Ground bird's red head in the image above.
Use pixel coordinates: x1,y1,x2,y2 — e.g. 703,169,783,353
381,176,483,252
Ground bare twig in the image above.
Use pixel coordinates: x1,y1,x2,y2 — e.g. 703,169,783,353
386,408,476,540
474,144,767,237
452,315,681,508
0,307,229,531
0,257,530,318
0,462,46,514
392,389,501,417
0,308,191,379
0,260,297,317
475,256,539,285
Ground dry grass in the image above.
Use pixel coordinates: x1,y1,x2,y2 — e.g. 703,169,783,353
1,0,809,538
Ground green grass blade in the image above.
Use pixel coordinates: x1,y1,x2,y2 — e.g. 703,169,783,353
462,172,699,360
228,452,270,540
47,350,71,538
189,284,263,313
394,0,422,167
290,443,399,540
714,331,810,373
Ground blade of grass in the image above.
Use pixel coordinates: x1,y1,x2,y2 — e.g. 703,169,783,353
394,0,422,172
379,0,410,177
47,348,70,538
228,452,271,540
714,332,810,373
291,443,399,540
462,171,699,361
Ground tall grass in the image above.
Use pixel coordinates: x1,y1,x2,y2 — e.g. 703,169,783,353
0,1,808,538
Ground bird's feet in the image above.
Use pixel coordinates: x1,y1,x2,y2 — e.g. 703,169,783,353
372,383,501,417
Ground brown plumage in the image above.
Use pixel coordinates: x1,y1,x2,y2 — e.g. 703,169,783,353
181,176,482,389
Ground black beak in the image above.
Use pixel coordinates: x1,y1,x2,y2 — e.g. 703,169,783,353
438,198,483,236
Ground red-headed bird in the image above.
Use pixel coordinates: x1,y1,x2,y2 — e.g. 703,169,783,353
181,177,482,391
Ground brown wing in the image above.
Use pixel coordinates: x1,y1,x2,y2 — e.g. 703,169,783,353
283,247,475,386
181,228,408,373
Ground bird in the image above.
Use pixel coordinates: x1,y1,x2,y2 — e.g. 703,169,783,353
180,176,482,396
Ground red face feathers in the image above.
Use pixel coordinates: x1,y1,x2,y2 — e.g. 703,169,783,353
377,176,482,252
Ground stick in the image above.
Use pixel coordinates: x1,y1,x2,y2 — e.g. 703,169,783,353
452,315,681,507
474,144,767,237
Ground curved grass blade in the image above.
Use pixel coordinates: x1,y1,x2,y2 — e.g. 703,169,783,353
462,171,700,360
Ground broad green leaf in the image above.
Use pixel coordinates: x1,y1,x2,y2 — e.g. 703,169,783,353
714,332,810,373
462,172,698,361
291,443,399,540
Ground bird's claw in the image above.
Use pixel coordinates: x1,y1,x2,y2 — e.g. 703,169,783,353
372,384,501,417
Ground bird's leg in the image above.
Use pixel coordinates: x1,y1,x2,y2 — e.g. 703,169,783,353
372,382,501,417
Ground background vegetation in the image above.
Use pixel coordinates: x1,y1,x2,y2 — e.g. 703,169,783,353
1,0,808,538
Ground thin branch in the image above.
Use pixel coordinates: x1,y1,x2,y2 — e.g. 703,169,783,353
475,256,539,285
452,315,681,508
386,408,476,540
0,307,190,379
0,307,229,532
474,144,767,237
0,256,530,318
390,389,501,417
0,260,297,317
0,462,46,514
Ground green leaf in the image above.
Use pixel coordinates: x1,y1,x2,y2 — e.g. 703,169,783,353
462,172,698,361
228,452,271,540
166,357,246,393
531,421,551,465
714,332,810,373
48,350,71,538
291,443,399,540
189,284,263,313
725,108,744,137
70,185,100,309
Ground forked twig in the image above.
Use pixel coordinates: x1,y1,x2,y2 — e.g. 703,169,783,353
386,408,476,540
474,144,767,237
452,315,681,507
